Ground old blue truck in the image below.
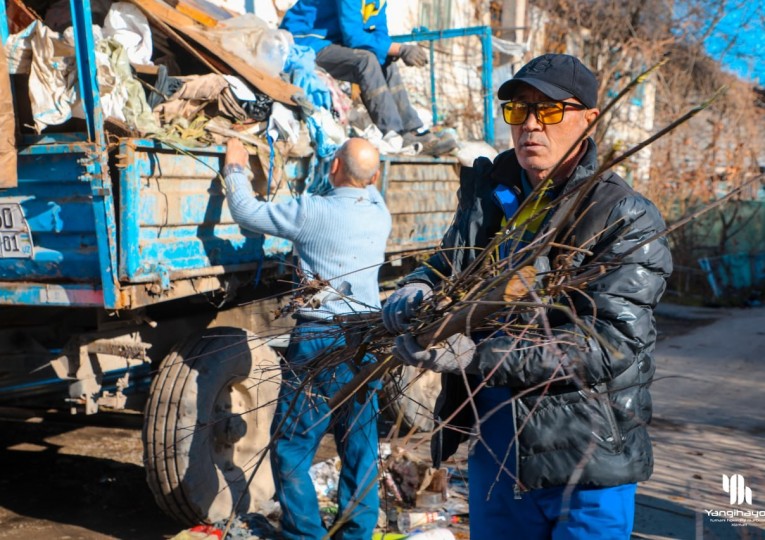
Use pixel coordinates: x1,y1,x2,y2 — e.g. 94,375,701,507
0,0,495,525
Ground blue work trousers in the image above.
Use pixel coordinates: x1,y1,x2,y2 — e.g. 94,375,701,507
271,322,380,540
316,44,422,134
468,387,637,539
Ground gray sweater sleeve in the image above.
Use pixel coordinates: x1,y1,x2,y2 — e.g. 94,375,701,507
224,167,306,241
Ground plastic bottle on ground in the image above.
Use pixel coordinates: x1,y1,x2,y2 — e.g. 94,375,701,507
406,528,456,540
396,510,469,533
396,511,450,533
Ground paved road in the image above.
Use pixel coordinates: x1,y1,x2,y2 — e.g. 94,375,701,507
634,305,765,539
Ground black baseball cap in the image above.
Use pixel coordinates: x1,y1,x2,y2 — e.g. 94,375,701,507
497,53,598,108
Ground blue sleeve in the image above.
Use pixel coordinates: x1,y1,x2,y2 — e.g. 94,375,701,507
224,169,306,241
336,0,392,64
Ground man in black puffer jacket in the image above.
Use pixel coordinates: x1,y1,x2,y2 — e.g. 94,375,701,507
382,54,673,539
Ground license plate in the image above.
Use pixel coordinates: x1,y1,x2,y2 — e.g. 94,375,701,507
0,203,34,258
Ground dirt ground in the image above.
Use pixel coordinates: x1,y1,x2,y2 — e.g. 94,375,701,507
0,408,179,539
0,305,759,540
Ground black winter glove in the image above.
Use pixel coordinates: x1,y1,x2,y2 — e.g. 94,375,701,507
398,44,428,67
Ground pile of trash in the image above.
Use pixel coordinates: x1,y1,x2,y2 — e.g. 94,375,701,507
3,0,461,166
168,442,469,539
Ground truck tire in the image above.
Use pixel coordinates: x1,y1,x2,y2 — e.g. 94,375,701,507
143,327,281,525
381,365,441,433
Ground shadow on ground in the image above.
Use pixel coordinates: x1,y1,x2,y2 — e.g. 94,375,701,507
0,410,178,539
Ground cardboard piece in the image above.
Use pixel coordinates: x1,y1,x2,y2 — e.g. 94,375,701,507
0,49,18,189
169,0,233,27
133,3,227,75
128,0,301,106
6,0,40,34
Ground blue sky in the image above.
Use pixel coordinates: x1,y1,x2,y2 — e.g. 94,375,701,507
704,1,765,85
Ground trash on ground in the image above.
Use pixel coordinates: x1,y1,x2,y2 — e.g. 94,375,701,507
170,524,224,540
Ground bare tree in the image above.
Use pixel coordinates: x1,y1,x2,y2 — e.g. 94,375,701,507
528,0,765,298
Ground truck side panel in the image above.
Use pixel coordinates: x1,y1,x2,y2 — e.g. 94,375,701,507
118,140,296,290
3,144,99,276
1,144,461,307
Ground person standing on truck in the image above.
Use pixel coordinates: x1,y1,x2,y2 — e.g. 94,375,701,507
223,137,391,540
381,53,673,539
280,0,458,157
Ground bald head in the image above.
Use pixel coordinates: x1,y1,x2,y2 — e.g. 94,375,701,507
330,138,381,188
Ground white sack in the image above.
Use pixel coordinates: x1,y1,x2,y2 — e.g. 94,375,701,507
103,2,153,65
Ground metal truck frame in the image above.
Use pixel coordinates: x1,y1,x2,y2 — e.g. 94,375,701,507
0,0,494,525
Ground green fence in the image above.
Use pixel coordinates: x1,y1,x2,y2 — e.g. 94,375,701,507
669,200,765,299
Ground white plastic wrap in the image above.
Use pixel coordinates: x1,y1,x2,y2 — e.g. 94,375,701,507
211,14,293,77
102,2,153,65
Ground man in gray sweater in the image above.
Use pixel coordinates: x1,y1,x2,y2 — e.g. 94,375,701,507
224,137,391,540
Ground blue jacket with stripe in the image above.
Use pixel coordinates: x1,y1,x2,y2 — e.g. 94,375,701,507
280,0,392,65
